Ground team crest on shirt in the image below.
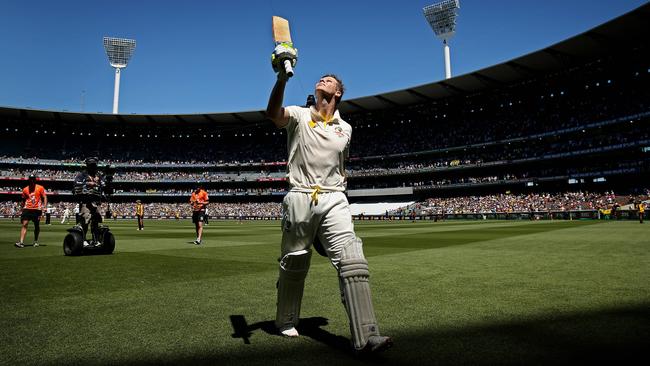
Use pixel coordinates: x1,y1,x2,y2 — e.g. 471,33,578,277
334,126,344,137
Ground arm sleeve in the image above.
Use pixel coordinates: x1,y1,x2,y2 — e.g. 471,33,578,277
283,106,302,131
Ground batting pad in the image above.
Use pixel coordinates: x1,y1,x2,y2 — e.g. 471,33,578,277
275,249,312,329
339,238,380,350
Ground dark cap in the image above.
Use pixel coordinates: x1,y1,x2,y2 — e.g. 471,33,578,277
28,174,37,181
85,157,98,165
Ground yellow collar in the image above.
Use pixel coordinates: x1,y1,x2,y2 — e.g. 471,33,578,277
309,106,339,128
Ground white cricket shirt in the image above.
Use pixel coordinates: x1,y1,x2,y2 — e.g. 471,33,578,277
283,106,351,192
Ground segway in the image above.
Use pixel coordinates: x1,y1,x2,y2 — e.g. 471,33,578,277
63,163,116,256
63,223,115,256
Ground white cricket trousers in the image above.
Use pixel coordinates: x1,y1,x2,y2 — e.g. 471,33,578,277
281,190,356,268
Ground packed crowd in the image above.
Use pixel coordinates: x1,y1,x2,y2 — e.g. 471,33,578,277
349,52,650,157
3,107,648,172
0,168,284,182
349,118,650,172
0,128,288,164
109,188,287,195
3,190,646,219
388,191,648,216
0,47,647,218
0,200,282,218
1,48,648,165
0,186,287,196
5,114,647,186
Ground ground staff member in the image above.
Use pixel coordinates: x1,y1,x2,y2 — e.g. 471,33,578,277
190,183,209,245
16,175,47,248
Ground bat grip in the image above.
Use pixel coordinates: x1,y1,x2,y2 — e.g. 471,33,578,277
283,59,294,77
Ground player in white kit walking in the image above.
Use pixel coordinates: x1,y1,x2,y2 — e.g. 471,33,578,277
266,44,392,353
61,206,71,224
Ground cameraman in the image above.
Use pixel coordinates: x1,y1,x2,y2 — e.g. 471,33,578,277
73,157,104,244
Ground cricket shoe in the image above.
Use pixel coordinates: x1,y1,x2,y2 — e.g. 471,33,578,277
194,240,202,245
33,242,39,247
279,326,299,338
15,242,25,248
360,335,393,353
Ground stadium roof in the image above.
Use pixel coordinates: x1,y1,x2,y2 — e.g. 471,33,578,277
1,2,648,126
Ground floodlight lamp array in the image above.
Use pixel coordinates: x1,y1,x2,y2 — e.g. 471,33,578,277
103,37,136,68
423,0,460,40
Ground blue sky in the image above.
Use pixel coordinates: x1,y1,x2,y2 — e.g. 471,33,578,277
0,0,646,114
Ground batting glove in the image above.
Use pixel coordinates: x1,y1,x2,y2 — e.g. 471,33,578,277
271,42,298,80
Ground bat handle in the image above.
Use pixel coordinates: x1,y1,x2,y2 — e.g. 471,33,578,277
283,59,294,78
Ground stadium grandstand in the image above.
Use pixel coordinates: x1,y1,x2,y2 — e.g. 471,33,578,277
1,3,648,220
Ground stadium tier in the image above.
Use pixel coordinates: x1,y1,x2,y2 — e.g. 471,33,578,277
1,4,648,215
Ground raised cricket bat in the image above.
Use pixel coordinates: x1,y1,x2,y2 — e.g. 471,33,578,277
272,16,294,78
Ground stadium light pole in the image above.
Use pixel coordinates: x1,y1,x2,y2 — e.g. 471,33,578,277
103,37,136,114
423,0,460,79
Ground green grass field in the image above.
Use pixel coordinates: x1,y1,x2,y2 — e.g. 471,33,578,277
1,218,649,365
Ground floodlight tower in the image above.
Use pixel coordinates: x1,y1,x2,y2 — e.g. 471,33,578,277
103,37,136,114
423,0,460,79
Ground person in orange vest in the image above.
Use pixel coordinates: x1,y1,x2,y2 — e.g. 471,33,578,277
16,174,47,248
190,182,209,245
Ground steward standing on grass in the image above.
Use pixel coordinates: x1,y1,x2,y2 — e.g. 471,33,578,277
135,200,145,230
16,174,47,248
265,43,392,353
190,183,209,245
638,201,645,224
45,203,53,225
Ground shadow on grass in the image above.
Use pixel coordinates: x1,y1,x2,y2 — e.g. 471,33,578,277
86,303,649,366
230,315,351,353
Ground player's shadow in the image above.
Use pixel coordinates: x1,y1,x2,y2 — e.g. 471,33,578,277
230,315,351,352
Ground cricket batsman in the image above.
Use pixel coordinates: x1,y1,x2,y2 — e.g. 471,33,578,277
265,43,392,353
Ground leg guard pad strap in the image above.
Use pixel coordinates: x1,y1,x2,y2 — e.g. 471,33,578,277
340,258,371,278
339,247,379,350
275,250,312,329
